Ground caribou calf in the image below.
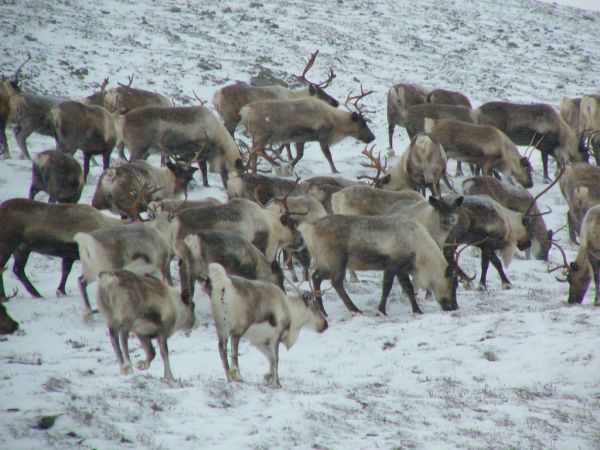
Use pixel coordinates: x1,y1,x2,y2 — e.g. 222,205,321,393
97,270,195,380
29,150,84,203
206,262,327,388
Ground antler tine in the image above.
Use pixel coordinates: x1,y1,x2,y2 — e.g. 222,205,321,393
317,67,336,88
547,240,571,281
344,84,374,114
159,129,181,164
13,50,32,81
131,179,164,221
524,162,565,217
297,49,319,84
193,90,207,106
357,145,388,185
454,237,488,282
97,77,109,95
118,74,134,89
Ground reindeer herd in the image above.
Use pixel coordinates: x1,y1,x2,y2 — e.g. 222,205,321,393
0,50,599,388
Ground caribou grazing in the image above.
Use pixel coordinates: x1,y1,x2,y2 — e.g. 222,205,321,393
85,75,172,113
299,213,458,315
444,195,533,290
240,87,375,173
74,223,173,318
559,162,600,243
117,105,242,187
49,100,117,182
91,160,197,220
29,150,84,203
550,205,600,305
473,101,586,180
386,83,428,150
213,50,338,137
462,175,552,260
205,262,327,388
371,135,450,196
226,171,303,204
0,199,123,300
97,270,195,380
424,118,533,188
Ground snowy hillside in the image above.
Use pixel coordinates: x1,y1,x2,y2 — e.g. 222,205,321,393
1,0,599,449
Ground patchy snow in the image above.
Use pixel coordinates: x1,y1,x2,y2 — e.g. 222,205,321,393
1,0,599,449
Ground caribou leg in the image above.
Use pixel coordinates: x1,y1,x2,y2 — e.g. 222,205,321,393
319,141,339,174
487,249,512,289
396,272,422,314
12,246,42,298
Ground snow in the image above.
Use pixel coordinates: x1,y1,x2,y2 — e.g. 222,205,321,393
1,0,599,449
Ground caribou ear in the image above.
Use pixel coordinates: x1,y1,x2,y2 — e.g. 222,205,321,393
547,229,553,240
308,84,317,95
428,196,441,208
454,196,464,207
381,174,391,185
569,262,579,272
351,111,361,122
166,161,177,172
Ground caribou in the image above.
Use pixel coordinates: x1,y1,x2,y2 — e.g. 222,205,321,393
29,150,84,203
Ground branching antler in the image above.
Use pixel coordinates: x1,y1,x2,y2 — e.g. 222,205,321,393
524,163,565,217
357,145,389,186
453,237,488,282
547,240,571,282
97,77,109,96
297,49,336,89
118,74,134,89
130,179,164,221
344,84,374,115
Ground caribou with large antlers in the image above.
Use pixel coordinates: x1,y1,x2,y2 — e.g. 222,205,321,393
213,50,339,137
240,84,375,173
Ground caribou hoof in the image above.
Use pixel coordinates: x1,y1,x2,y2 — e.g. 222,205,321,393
228,368,242,382
386,148,395,157
136,360,150,371
121,364,133,375
477,284,487,292
502,282,513,290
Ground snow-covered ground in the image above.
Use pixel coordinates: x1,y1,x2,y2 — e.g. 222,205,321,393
1,0,599,448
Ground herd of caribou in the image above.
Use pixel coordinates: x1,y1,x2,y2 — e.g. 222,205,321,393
0,50,598,387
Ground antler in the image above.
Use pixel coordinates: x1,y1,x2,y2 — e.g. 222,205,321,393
130,179,164,221
357,145,389,186
547,240,571,282
453,237,488,282
276,174,304,216
12,50,32,81
524,163,565,217
296,49,336,89
344,84,374,114
193,90,207,106
97,77,109,96
118,74,134,89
